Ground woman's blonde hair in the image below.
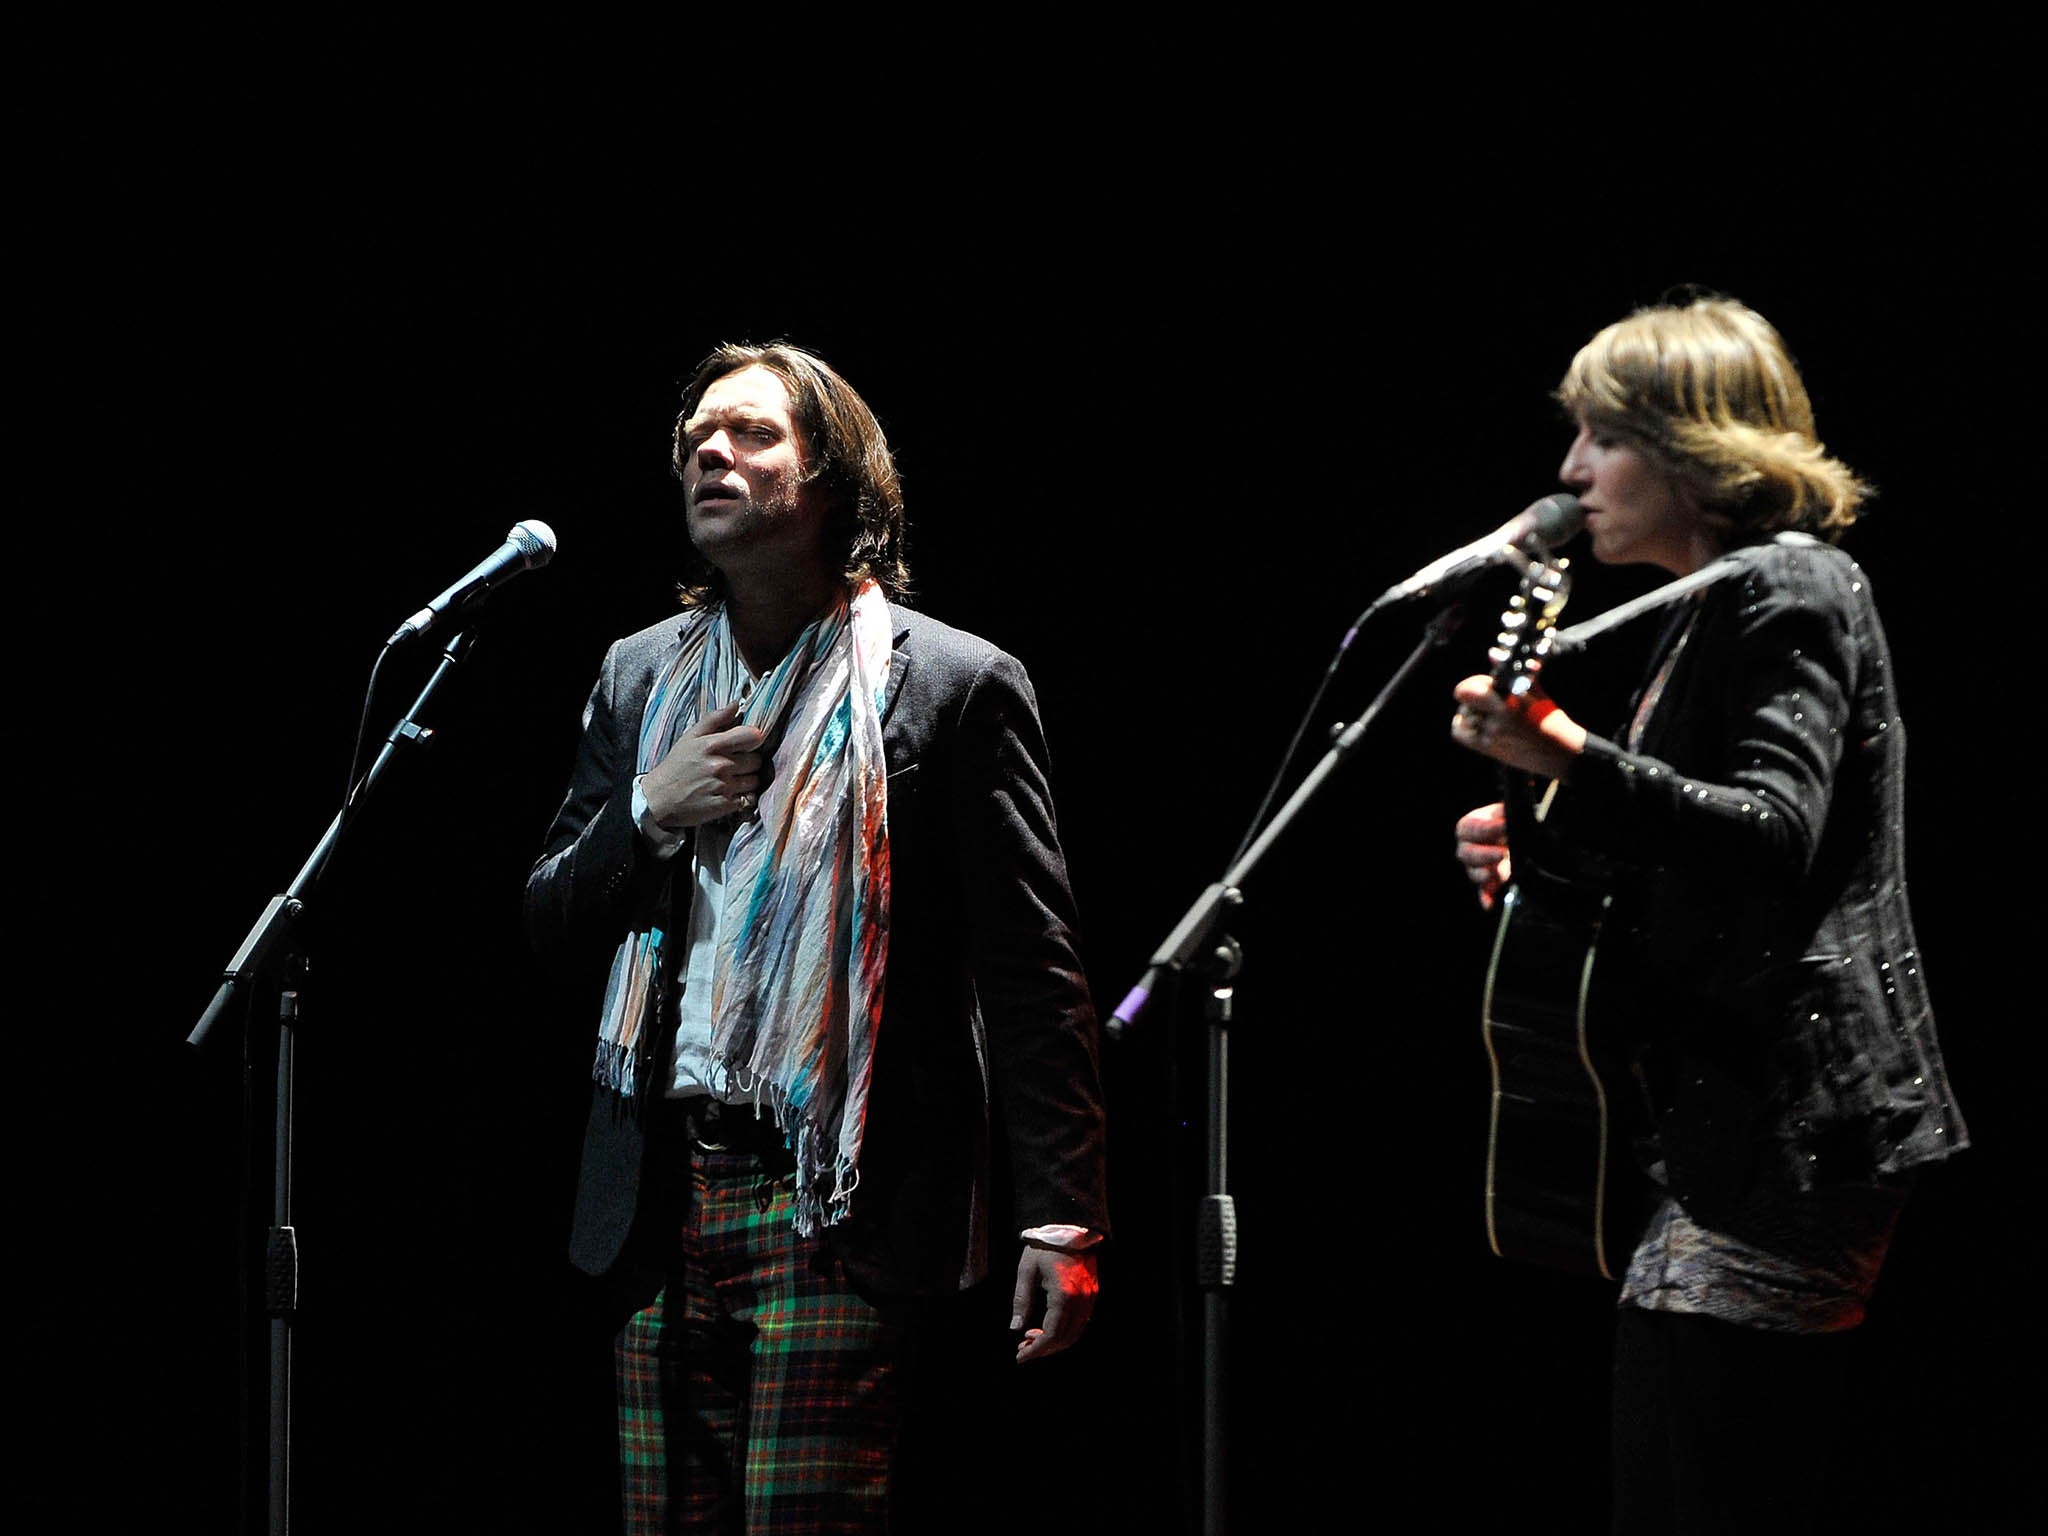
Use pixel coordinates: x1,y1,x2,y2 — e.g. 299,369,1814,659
1557,295,1869,540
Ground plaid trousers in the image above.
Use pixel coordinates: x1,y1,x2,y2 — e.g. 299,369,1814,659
616,1140,911,1535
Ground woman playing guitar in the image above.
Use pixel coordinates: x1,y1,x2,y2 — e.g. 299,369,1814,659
1448,294,1968,1534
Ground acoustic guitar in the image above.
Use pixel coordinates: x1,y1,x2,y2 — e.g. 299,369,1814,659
1475,553,1637,1281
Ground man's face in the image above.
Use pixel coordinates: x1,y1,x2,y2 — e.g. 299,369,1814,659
677,365,829,579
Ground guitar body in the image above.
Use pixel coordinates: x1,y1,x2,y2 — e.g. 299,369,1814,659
1482,875,1638,1279
1469,549,1641,1280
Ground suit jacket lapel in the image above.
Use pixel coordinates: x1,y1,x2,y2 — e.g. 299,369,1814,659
879,616,913,731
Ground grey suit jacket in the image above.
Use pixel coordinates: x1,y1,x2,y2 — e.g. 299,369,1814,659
525,602,1109,1298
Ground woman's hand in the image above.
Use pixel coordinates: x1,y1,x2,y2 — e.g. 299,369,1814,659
1450,675,1587,782
1454,801,1513,911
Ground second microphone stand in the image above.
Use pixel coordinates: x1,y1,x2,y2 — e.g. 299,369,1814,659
1109,600,1466,1536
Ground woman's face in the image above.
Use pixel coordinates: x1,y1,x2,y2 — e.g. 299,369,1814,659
1559,421,1716,575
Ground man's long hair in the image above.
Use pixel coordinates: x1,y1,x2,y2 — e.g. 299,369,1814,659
1556,294,1870,541
670,341,912,607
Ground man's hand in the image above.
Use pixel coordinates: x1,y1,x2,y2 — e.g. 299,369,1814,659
640,701,766,830
1010,1243,1100,1364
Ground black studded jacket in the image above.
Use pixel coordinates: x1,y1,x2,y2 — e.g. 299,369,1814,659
1507,535,1968,1231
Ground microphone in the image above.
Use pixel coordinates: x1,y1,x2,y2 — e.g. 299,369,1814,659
1368,493,1582,612
387,520,557,645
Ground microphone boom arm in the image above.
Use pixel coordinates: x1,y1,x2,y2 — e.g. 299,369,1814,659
186,628,477,1051
1109,599,1467,1035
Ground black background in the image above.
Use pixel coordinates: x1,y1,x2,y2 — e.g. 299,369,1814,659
21,52,2035,1535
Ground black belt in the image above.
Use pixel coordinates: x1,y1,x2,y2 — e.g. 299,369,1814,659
661,1095,793,1160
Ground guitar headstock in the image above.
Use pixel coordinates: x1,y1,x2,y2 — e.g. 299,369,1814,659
1488,553,1573,704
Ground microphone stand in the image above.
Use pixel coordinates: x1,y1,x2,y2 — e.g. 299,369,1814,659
1108,600,1466,1536
187,627,479,1536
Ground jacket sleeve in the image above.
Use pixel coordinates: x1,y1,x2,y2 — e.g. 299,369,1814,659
946,648,1111,1239
524,640,680,959
1523,542,1862,893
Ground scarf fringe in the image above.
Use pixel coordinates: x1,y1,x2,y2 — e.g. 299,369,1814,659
726,1068,864,1236
591,1038,643,1098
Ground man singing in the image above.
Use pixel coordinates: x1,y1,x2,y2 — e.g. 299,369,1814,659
525,341,1110,1533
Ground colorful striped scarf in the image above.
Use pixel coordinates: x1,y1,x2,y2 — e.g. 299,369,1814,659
592,580,893,1234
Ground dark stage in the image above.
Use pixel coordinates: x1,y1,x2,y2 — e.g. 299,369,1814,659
23,72,2033,1535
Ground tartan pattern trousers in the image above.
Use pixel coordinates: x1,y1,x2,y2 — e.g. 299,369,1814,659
616,1142,910,1535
